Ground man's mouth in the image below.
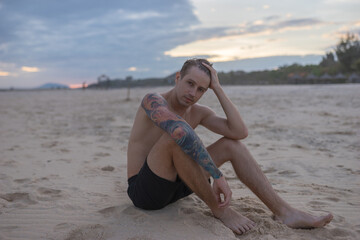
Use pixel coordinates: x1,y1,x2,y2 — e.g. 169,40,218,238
184,97,194,103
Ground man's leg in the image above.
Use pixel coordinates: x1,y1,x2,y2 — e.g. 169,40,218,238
206,137,333,228
147,133,255,234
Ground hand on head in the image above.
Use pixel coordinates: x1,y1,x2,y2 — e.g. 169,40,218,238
202,62,221,90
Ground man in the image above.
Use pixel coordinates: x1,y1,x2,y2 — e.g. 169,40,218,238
127,59,333,234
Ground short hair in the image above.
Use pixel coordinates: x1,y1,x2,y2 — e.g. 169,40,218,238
180,58,213,79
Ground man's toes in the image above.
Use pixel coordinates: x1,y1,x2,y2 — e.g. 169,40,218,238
239,226,246,234
243,224,250,231
233,226,241,235
246,223,254,230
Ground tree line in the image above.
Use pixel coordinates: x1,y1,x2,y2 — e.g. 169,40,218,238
88,32,360,89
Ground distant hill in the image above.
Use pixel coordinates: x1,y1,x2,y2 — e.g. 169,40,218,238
36,83,69,89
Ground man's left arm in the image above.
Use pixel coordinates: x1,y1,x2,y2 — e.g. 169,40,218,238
201,63,248,140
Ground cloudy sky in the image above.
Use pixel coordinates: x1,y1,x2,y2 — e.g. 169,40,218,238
0,0,359,88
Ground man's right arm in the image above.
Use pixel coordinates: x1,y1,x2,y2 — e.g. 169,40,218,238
141,93,223,179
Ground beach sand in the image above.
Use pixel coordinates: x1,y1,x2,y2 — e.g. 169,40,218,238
0,84,359,240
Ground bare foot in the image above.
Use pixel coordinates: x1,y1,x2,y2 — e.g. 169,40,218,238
275,207,333,229
213,207,256,235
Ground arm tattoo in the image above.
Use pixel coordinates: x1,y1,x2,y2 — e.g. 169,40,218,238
141,93,223,179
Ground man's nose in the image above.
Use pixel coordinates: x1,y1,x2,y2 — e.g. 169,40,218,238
189,88,196,97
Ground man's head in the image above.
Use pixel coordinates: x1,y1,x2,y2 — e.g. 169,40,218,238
174,58,213,107
179,58,213,81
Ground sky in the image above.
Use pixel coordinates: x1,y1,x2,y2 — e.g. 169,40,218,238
0,0,359,88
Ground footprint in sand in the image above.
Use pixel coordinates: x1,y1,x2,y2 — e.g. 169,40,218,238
59,148,70,153
325,197,340,202
13,178,31,184
355,224,360,234
263,167,277,174
278,170,297,176
0,192,37,204
6,145,21,151
1,160,17,167
127,236,155,240
94,152,111,157
98,206,119,217
56,158,72,163
329,227,356,239
54,222,76,231
101,166,115,172
64,224,107,240
248,143,260,147
290,144,307,150
179,207,195,215
121,206,148,223
41,141,59,148
308,200,327,206
239,205,267,214
36,187,62,201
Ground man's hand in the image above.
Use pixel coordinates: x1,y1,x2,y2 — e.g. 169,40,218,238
213,175,232,208
202,62,221,90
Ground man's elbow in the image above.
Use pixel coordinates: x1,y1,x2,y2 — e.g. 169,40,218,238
231,128,248,140
240,128,248,139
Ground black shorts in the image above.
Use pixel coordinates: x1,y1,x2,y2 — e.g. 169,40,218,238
127,159,193,210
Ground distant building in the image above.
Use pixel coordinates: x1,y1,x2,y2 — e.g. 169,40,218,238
288,73,302,84
320,73,333,80
306,73,317,80
306,73,317,84
348,73,360,83
97,74,110,83
334,73,346,80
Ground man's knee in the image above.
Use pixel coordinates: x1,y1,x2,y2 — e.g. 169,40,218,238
154,133,178,153
219,137,247,155
147,133,179,181
162,133,178,145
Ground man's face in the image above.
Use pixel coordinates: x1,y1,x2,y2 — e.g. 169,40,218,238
175,66,210,107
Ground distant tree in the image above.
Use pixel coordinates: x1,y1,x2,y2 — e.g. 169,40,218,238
97,74,110,84
351,58,360,72
335,33,360,72
320,51,336,67
125,76,133,100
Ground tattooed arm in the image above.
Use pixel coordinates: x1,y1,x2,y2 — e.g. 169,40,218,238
141,93,223,179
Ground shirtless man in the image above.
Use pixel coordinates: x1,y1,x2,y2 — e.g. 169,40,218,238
127,58,333,234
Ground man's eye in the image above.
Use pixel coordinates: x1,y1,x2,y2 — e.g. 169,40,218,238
188,82,193,86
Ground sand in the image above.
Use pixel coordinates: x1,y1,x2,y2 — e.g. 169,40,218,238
0,84,359,240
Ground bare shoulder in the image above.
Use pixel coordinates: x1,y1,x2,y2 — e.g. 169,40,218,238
191,103,216,120
142,92,167,105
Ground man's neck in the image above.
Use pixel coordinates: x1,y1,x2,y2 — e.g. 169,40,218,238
163,89,189,116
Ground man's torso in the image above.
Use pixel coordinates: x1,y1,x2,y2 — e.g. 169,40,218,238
127,96,207,178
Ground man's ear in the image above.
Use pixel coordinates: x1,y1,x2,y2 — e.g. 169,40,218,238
175,72,181,84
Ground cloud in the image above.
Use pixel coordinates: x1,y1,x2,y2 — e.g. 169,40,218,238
21,66,40,72
276,18,322,29
0,71,10,76
127,67,150,72
0,0,208,86
165,17,325,62
222,17,323,38
324,0,359,3
118,9,164,20
0,0,356,88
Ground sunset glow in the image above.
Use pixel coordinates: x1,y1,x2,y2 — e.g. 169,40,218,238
0,71,10,76
69,83,87,89
21,66,40,72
